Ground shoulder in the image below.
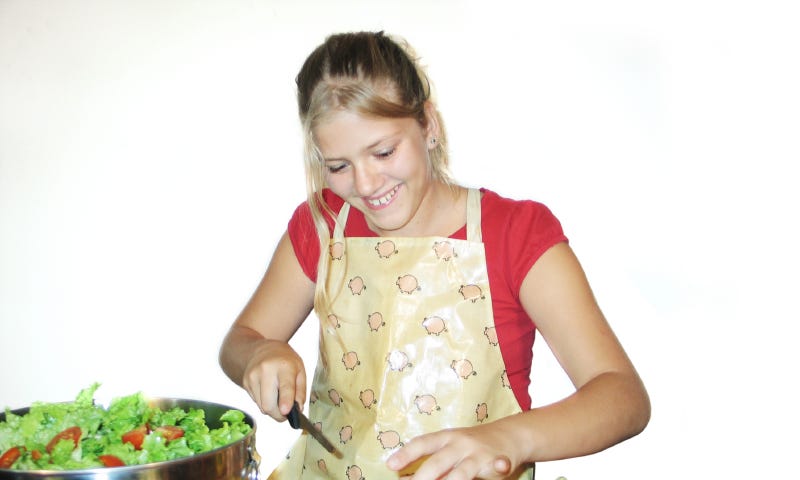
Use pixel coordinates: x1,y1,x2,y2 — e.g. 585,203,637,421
480,188,563,233
479,188,568,293
289,189,347,232
288,190,351,282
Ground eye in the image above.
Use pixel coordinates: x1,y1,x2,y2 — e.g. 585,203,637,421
375,147,396,159
326,162,349,174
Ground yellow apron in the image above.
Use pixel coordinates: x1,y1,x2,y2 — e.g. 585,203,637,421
269,188,533,479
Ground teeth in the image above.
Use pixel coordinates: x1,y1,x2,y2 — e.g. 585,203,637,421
368,187,397,206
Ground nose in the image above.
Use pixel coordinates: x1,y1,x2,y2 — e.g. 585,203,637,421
352,161,383,197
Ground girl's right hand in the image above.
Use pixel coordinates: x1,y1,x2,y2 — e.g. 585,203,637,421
242,339,307,422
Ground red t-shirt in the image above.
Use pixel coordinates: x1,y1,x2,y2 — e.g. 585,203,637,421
287,188,568,410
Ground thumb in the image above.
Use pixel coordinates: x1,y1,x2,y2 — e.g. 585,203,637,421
493,455,511,475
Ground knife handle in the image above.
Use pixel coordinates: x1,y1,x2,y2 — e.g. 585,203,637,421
287,401,301,430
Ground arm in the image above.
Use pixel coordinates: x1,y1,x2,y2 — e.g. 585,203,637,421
219,231,316,421
387,242,650,478
513,241,650,460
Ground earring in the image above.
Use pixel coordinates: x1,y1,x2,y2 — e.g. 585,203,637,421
430,138,437,145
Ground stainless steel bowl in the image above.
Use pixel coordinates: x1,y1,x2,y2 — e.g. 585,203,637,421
0,398,260,480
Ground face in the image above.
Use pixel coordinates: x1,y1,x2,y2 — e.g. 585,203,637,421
314,108,438,236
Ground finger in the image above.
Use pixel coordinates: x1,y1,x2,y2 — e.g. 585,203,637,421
276,369,301,417
242,374,259,410
261,377,282,419
402,445,461,480
242,370,269,415
396,455,432,477
294,365,307,408
443,457,481,480
454,454,516,480
471,455,511,479
465,455,512,480
493,455,511,475
386,435,439,471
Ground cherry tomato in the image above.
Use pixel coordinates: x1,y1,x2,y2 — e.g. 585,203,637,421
0,446,24,469
98,454,125,467
154,425,185,442
121,425,148,450
45,426,82,454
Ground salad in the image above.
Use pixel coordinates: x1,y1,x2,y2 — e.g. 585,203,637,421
0,383,252,471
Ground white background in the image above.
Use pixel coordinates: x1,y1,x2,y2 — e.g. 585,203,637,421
1,1,798,478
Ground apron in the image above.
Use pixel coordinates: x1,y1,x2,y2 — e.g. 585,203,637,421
269,188,533,479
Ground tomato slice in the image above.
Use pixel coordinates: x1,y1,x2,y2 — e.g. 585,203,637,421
98,454,125,467
45,426,82,454
154,425,185,442
0,446,24,469
121,425,148,450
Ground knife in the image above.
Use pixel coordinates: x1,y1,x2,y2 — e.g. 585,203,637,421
288,402,343,458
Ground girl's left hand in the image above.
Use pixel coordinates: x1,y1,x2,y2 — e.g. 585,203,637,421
385,423,523,479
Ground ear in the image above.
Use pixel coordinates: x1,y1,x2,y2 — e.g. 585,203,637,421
422,101,441,150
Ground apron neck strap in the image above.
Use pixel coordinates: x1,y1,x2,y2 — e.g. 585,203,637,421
332,188,482,241
333,202,350,239
465,187,482,242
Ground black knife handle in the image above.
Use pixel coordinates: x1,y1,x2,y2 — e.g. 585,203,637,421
287,401,301,430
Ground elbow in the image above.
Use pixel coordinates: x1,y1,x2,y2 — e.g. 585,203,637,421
603,370,651,444
218,329,242,385
638,390,652,434
626,379,651,440
218,330,231,369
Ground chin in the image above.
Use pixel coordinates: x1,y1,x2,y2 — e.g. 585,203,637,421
368,214,409,234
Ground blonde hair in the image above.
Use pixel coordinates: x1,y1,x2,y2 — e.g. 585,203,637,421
295,31,453,312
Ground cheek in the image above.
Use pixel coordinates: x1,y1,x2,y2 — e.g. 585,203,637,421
396,149,430,179
324,172,351,195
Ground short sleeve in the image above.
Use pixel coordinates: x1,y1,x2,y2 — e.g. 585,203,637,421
287,190,350,282
506,200,568,295
287,201,321,282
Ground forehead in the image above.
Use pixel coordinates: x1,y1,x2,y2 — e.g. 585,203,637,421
314,110,419,156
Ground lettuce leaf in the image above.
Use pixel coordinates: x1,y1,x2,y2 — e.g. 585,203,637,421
0,384,252,471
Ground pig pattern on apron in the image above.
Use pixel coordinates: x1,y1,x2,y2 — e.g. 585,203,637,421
268,188,534,479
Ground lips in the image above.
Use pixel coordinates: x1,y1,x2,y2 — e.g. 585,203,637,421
364,185,400,209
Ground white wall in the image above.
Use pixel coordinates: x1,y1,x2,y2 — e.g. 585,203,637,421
1,1,798,478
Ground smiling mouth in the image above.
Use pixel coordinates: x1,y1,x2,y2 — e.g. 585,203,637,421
365,185,400,209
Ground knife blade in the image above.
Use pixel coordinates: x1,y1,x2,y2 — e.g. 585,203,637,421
288,402,343,458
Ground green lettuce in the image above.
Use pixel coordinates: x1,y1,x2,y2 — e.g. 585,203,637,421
0,384,252,471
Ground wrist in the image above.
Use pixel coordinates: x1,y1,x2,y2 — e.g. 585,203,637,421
494,410,543,466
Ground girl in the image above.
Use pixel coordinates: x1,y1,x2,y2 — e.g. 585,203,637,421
219,31,650,480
